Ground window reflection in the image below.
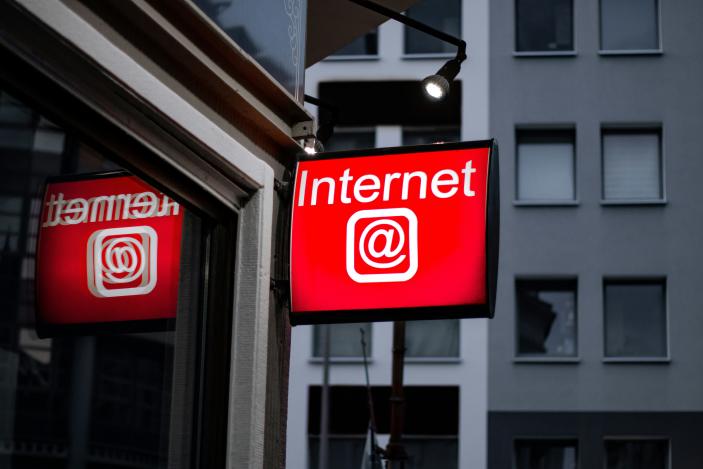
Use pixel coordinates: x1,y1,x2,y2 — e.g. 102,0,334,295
517,279,577,357
0,88,200,468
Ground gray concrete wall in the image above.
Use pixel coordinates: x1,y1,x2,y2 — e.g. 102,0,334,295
489,0,703,411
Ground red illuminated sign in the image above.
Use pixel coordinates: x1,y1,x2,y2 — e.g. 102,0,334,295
36,171,183,336
289,140,499,325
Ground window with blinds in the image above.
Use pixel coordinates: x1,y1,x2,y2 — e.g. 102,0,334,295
516,128,576,202
602,129,662,201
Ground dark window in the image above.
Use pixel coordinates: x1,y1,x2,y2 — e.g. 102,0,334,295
604,280,667,358
516,0,573,52
325,128,375,152
331,30,378,56
515,439,578,469
312,323,371,358
402,126,460,146
319,81,461,128
517,279,577,357
600,0,660,51
404,0,461,54
516,129,576,202
308,386,458,469
308,437,366,469
602,129,663,201
605,439,668,469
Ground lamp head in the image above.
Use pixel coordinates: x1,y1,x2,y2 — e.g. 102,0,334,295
422,58,462,101
422,74,450,100
303,137,324,155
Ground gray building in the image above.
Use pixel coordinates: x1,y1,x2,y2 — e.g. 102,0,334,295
489,0,703,467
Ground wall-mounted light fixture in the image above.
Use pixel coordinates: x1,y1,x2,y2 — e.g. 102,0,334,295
303,94,339,148
302,136,324,155
348,0,467,101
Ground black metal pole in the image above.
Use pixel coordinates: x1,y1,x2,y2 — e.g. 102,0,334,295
361,328,382,466
318,324,331,469
385,321,407,469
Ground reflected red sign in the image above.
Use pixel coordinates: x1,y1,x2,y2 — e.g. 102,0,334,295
289,140,499,325
36,172,183,336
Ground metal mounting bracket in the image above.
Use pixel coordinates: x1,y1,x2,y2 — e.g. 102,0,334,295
292,120,316,139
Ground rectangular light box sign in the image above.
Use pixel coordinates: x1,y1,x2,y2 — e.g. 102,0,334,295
289,140,499,325
35,171,184,337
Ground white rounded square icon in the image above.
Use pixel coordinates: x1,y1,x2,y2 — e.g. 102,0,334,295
87,226,158,298
346,208,418,283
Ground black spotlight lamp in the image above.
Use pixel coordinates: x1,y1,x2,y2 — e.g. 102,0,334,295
302,136,325,155
422,54,464,101
349,0,467,101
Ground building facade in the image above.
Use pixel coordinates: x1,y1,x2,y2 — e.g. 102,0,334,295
288,0,703,468
286,0,490,468
489,0,703,467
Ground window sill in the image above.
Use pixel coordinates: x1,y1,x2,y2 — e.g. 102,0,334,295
323,55,380,62
600,199,667,206
514,357,580,364
309,357,371,364
513,51,577,58
603,357,670,364
598,49,663,56
405,357,462,364
513,200,580,207
402,52,455,60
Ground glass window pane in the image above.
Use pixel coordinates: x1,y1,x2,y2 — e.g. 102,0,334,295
0,92,33,125
331,30,378,56
313,323,371,357
515,439,578,469
405,0,461,54
325,128,375,152
402,127,460,146
0,86,206,468
601,0,659,50
192,0,304,98
406,320,459,357
604,281,667,357
404,438,458,469
517,280,577,357
516,0,573,52
517,130,575,201
309,437,366,469
605,439,668,469
603,131,662,200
